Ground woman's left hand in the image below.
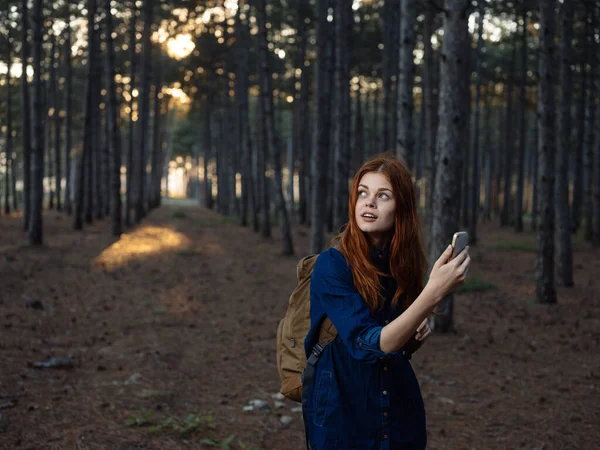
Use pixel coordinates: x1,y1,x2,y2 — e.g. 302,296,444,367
415,318,431,342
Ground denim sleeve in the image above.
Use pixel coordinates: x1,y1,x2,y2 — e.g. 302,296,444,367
310,248,394,363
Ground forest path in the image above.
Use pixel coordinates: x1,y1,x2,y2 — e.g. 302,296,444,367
0,204,598,449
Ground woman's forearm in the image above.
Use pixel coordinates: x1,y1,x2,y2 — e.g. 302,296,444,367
379,284,441,353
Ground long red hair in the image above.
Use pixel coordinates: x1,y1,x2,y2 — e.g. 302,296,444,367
329,152,427,313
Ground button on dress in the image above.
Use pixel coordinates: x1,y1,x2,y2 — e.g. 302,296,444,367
304,246,427,450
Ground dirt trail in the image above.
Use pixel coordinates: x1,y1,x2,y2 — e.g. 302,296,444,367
0,202,598,450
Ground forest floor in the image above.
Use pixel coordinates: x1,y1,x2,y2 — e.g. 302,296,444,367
0,199,599,450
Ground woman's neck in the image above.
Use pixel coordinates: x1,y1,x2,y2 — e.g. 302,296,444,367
368,233,392,250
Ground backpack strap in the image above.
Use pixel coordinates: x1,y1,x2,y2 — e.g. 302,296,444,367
317,316,337,347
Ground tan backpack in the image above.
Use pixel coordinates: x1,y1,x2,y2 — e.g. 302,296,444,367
276,253,338,403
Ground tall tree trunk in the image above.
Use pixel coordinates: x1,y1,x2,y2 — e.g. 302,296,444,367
583,7,596,242
493,108,503,217
5,38,13,215
396,0,416,170
483,91,492,220
203,98,213,209
105,0,122,235
51,34,62,211
333,0,351,231
423,5,438,237
310,0,333,253
531,105,539,231
571,10,588,234
325,2,336,235
150,53,162,210
469,1,485,245
556,2,574,284
64,20,73,215
430,0,469,333
594,126,600,247
93,56,103,221
536,0,557,304
21,0,32,226
11,151,18,211
48,47,55,211
135,0,153,223
501,33,517,227
515,9,528,232
353,83,365,173
74,0,97,230
236,0,251,227
297,0,310,225
382,0,400,151
257,0,294,255
126,2,136,226
29,0,44,245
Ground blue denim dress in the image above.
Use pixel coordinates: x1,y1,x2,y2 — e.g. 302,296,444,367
304,246,427,450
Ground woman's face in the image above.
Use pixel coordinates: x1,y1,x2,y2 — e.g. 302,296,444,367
355,171,396,243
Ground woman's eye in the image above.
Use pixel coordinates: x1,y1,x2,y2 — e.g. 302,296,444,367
379,193,389,199
358,190,366,197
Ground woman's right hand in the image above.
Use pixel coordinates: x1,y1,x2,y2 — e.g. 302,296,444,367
426,244,471,303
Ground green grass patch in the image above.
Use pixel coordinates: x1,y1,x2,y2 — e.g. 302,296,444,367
122,411,260,447
171,210,187,219
124,410,155,427
202,436,261,450
139,389,162,398
456,274,498,294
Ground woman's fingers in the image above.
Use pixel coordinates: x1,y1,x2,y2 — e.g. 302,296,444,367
433,245,453,271
416,326,431,341
458,253,471,278
452,246,469,266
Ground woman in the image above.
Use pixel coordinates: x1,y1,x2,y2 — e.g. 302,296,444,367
304,153,471,449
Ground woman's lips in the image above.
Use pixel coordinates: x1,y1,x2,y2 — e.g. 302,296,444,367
361,214,377,222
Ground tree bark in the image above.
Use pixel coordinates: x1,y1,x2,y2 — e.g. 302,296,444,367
531,103,539,231
64,19,73,215
149,53,162,210
515,9,528,232
556,1,574,284
297,0,310,225
49,33,62,212
396,0,416,170
469,1,485,245
333,0,351,231
483,91,492,220
135,0,153,223
126,2,136,226
257,0,294,255
105,0,122,235
501,32,517,227
29,0,44,245
430,0,470,333
5,37,13,215
536,0,557,304
381,0,399,153
423,5,438,237
571,9,588,234
74,0,97,230
583,7,596,242
310,0,332,253
21,0,32,228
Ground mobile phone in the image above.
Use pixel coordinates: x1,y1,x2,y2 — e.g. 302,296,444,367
451,231,469,260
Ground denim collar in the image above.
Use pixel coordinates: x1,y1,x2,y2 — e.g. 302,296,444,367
369,242,391,273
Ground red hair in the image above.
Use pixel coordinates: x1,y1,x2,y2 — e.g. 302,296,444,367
329,152,427,313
